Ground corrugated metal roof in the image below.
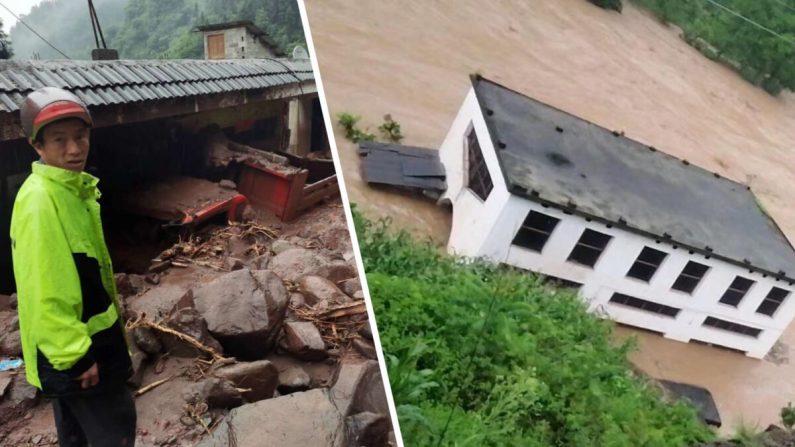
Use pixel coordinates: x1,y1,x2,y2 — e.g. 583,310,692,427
0,58,313,112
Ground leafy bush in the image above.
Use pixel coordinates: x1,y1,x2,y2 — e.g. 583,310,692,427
354,208,714,446
337,113,376,143
378,114,404,143
781,402,795,430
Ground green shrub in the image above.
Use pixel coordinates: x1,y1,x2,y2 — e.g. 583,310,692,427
378,114,404,143
355,208,714,446
781,402,795,430
337,112,375,143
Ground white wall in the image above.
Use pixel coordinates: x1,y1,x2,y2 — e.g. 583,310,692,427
440,87,795,358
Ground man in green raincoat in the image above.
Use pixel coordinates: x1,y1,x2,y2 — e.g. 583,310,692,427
10,87,135,446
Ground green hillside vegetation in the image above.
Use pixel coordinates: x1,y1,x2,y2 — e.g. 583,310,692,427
597,0,795,95
354,209,714,446
9,0,304,60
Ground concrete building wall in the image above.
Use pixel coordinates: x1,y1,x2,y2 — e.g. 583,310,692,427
202,27,276,60
440,87,795,358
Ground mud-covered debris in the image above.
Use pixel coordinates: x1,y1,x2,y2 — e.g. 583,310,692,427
213,360,279,403
183,378,243,409
277,365,311,394
0,373,12,398
193,269,288,359
219,179,237,190
224,257,245,271
162,290,224,358
0,311,21,357
132,327,163,355
282,321,327,361
290,292,306,308
359,325,374,341
340,278,362,297
196,389,344,447
128,335,149,388
269,247,335,282
353,291,365,300
298,275,351,306
345,412,390,447
352,338,378,360
115,273,149,297
272,239,298,255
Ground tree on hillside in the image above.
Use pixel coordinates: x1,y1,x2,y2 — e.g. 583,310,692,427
0,19,12,59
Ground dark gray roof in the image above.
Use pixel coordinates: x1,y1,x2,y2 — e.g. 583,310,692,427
0,58,312,113
473,75,795,281
358,141,446,191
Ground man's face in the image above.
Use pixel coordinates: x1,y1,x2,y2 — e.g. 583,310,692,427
32,119,90,173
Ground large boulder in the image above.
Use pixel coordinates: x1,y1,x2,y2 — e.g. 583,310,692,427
213,360,279,403
0,311,21,357
330,361,389,418
269,248,337,282
183,377,244,409
196,389,344,447
345,412,390,447
162,290,224,358
297,276,351,306
193,269,288,359
282,321,327,361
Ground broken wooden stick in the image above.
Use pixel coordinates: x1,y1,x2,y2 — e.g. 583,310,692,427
128,316,225,361
135,375,176,397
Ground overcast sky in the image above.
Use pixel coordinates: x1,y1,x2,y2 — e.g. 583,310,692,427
0,0,43,31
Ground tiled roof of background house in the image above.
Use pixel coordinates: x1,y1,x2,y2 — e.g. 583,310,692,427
0,58,312,112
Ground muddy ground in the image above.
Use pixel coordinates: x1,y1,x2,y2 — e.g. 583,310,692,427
306,0,795,435
0,198,393,446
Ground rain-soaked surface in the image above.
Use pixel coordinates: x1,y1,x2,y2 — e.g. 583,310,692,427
306,0,795,434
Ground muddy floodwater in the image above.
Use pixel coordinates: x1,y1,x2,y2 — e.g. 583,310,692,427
307,0,795,434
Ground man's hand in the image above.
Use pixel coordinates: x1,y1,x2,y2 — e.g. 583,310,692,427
77,363,99,389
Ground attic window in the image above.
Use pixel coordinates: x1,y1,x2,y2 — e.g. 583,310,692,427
756,287,790,317
512,211,560,253
626,247,667,282
466,127,493,201
702,317,762,338
718,276,754,307
567,229,612,268
671,261,710,294
609,293,680,318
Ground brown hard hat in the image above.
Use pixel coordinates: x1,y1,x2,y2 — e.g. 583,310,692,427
20,87,93,143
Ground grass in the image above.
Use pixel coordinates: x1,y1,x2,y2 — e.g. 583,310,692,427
354,207,715,446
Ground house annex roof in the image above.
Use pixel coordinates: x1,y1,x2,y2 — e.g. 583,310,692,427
472,75,795,282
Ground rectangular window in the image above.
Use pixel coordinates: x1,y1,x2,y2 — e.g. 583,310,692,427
671,261,710,294
567,229,612,268
718,276,754,307
512,211,560,252
609,293,681,318
756,287,790,317
626,247,668,282
466,127,493,201
702,316,762,338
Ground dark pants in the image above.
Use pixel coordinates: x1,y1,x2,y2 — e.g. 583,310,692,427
51,384,137,447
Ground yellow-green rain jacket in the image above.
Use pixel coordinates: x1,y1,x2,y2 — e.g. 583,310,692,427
10,162,131,396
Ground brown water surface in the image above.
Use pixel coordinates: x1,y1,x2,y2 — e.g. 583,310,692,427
306,0,795,433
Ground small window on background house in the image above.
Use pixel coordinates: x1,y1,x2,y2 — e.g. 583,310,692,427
512,211,560,252
626,247,668,282
718,276,754,307
466,127,493,201
702,316,762,338
756,287,790,317
671,261,710,294
609,293,681,318
567,229,612,267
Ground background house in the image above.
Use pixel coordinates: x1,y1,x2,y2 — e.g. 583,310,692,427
196,21,282,60
436,75,795,358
